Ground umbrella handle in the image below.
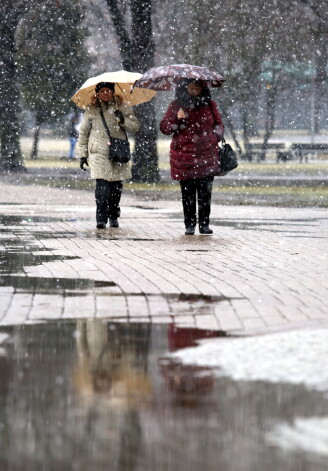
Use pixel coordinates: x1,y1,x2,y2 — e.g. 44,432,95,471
113,95,118,110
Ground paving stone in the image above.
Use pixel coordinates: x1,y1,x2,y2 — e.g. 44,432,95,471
63,294,95,319
195,315,219,330
147,295,171,316
96,295,128,318
127,295,150,318
29,294,63,320
1,293,32,325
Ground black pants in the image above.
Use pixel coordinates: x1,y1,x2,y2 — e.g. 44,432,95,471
95,179,123,224
179,176,214,228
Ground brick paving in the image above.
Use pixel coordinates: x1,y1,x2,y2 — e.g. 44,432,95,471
0,182,327,334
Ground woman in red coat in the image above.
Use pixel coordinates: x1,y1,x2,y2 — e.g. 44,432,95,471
160,79,224,235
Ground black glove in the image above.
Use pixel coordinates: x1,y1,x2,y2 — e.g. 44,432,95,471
114,110,125,125
80,157,89,170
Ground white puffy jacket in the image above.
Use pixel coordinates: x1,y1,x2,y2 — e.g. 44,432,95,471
78,100,139,181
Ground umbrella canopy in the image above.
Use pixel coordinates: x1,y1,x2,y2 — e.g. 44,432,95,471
133,64,225,91
71,70,156,108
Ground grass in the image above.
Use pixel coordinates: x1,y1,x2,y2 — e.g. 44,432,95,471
215,184,328,198
22,157,328,175
233,162,328,176
21,134,328,174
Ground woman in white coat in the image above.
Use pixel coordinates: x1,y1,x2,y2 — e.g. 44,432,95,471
78,82,139,229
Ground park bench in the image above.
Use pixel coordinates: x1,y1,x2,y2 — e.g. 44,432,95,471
287,143,328,162
241,143,285,162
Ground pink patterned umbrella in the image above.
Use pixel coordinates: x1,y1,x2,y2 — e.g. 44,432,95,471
134,64,225,91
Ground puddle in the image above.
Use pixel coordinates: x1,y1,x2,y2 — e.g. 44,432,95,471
0,275,116,294
0,238,78,277
0,215,62,224
0,220,83,294
211,217,324,232
131,205,159,210
0,321,327,470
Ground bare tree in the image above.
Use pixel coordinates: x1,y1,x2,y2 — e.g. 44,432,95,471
17,0,89,160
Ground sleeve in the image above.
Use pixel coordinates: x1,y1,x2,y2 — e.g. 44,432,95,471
77,109,92,159
159,101,185,135
210,100,225,141
119,103,139,134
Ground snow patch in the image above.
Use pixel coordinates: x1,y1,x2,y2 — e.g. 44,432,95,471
267,417,328,457
171,329,328,391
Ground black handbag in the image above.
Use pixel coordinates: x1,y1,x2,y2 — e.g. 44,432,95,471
99,109,131,164
219,138,238,175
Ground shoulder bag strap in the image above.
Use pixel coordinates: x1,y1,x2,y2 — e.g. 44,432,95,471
99,108,128,140
208,100,225,141
99,109,112,141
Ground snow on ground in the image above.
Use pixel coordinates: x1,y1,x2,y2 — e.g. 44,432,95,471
171,328,328,456
267,417,328,457
170,328,328,391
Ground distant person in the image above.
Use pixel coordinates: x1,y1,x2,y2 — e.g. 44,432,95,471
68,113,79,159
78,82,139,229
160,79,224,235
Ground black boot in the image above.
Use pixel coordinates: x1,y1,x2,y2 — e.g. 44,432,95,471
109,218,119,228
185,225,195,235
199,225,213,235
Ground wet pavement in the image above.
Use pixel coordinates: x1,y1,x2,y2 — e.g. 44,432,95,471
0,180,328,469
0,181,327,333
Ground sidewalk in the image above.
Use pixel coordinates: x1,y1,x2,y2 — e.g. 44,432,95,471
0,180,327,335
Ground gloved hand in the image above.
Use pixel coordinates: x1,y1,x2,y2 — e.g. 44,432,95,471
80,157,89,170
114,110,125,125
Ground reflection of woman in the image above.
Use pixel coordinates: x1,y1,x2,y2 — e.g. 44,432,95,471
78,82,139,229
73,320,151,470
160,79,224,235
74,320,152,398
159,324,215,407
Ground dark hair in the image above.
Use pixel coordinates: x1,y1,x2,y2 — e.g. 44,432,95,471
95,82,115,94
175,79,211,109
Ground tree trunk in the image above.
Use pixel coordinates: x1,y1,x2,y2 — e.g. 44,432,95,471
0,20,23,171
313,44,327,134
31,125,41,160
104,0,160,182
132,100,160,182
242,107,251,155
130,0,159,182
0,113,23,171
260,85,277,161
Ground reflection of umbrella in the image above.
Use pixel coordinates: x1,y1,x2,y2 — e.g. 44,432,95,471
134,64,225,91
71,70,156,108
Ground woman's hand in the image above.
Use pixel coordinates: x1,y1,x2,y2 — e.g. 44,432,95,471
80,157,89,170
177,108,186,119
114,110,125,125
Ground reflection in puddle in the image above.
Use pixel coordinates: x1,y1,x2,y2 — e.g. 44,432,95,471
0,321,327,470
167,324,227,351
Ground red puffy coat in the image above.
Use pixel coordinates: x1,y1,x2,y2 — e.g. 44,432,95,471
160,99,224,181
